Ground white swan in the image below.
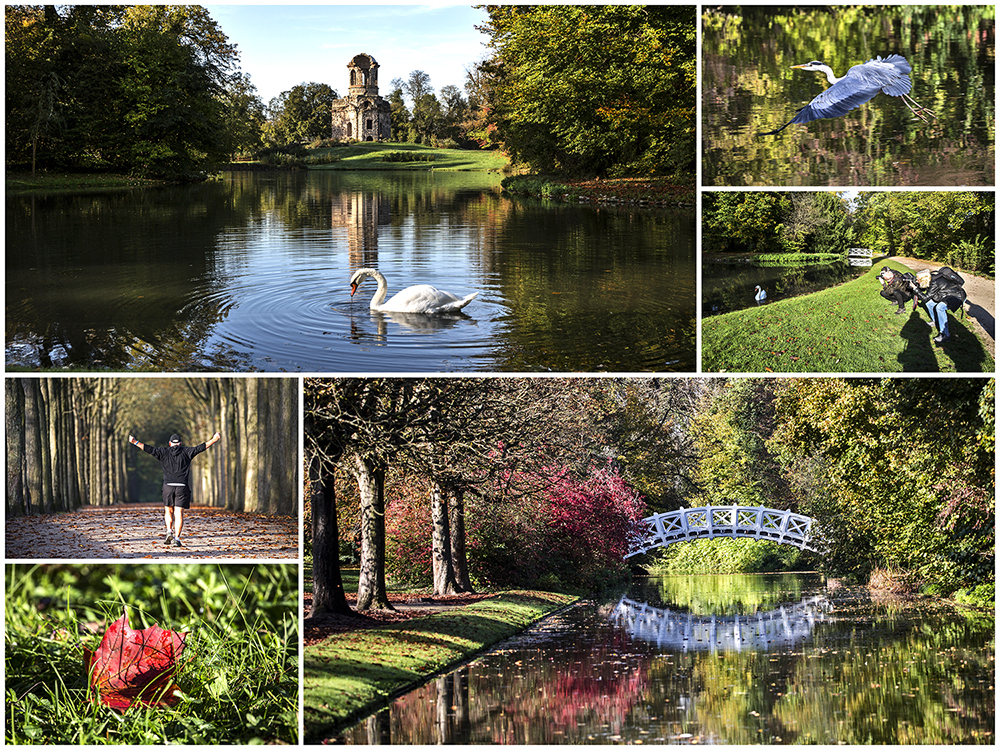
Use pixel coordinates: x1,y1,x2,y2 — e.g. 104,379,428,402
349,267,478,313
755,285,768,305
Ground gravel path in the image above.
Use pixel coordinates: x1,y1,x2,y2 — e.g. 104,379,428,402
5,503,298,559
890,258,995,359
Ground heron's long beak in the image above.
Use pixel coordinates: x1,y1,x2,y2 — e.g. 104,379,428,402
350,282,358,297
790,63,808,69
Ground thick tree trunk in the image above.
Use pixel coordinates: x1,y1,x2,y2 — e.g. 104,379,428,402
6,381,26,517
448,486,475,593
354,453,393,611
432,483,459,596
308,455,352,616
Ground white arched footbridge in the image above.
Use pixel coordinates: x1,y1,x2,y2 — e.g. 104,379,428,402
626,505,820,558
610,595,832,652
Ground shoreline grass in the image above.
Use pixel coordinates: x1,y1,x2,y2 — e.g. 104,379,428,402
296,142,510,173
303,590,577,742
6,171,168,193
5,564,298,745
702,260,994,373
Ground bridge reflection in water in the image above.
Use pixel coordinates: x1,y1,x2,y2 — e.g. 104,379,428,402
610,595,832,652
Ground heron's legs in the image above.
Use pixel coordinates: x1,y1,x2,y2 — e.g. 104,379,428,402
901,92,936,122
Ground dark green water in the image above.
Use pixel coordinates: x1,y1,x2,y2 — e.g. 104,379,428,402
5,171,696,373
702,6,995,186
339,574,994,744
703,260,870,315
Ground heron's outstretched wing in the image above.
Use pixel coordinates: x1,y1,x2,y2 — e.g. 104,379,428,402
759,55,913,136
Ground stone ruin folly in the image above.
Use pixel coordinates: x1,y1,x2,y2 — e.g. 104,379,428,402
331,53,391,141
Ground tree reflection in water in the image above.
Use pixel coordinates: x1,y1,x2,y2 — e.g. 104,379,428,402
338,575,994,744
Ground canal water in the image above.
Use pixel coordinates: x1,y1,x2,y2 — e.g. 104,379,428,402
703,260,870,315
5,171,696,373
339,574,994,744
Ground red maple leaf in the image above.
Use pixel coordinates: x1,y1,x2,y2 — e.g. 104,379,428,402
84,611,188,710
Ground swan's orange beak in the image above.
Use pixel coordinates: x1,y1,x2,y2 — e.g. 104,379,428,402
350,282,358,297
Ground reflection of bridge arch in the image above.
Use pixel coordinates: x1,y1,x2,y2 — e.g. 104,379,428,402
626,505,819,558
610,595,831,652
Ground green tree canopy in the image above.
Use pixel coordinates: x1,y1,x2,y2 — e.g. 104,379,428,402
6,4,243,178
266,82,338,144
475,5,695,177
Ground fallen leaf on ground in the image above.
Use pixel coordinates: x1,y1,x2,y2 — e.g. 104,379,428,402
84,611,187,710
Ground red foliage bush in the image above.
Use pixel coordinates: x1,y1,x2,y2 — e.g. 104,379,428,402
385,463,647,591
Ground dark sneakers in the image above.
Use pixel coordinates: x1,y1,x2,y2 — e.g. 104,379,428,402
164,531,173,545
173,537,183,547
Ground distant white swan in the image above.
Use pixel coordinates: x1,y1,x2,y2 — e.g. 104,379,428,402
350,268,478,313
755,285,768,305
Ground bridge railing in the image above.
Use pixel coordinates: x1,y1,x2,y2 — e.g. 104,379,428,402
626,504,819,558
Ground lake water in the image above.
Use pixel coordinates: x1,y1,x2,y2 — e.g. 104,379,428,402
703,260,870,315
5,171,696,373
338,574,994,744
702,6,995,186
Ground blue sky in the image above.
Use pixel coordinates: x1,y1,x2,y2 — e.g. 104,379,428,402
205,5,491,106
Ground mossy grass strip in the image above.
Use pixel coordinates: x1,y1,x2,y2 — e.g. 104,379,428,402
303,591,576,742
702,261,994,373
304,142,509,172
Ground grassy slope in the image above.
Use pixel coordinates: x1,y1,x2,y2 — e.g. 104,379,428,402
306,142,510,172
702,260,994,373
303,591,576,742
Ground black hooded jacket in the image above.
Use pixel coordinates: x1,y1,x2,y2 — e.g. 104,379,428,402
143,443,207,485
916,267,966,312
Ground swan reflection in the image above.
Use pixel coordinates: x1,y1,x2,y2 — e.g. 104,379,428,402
610,594,831,652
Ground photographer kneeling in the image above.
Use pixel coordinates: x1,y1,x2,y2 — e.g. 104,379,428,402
877,267,918,315
915,267,966,345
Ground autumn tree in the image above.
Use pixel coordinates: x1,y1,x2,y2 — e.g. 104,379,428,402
769,377,994,592
475,5,695,176
303,379,353,617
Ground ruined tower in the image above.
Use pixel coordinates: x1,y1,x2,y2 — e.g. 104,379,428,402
331,53,391,142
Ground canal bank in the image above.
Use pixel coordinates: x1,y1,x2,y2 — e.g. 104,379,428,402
303,590,578,742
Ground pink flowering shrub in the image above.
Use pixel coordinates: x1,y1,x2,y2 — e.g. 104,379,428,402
385,463,647,591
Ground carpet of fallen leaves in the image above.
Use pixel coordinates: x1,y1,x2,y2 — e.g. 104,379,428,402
303,590,495,646
563,177,695,207
5,503,298,559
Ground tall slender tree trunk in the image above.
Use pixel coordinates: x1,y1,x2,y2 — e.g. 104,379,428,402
308,454,352,616
23,379,43,516
432,482,459,595
448,486,474,593
354,453,393,611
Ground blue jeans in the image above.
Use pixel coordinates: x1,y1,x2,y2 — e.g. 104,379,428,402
926,300,949,336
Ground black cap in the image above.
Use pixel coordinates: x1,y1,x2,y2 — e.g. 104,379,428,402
169,434,182,445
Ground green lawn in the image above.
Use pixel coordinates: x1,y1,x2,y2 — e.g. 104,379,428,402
303,590,576,742
702,261,994,373
305,142,510,172
5,564,298,745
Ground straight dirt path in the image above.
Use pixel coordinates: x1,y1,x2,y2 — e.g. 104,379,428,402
5,503,298,559
891,257,995,359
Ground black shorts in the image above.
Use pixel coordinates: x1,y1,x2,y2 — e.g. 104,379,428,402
162,484,191,508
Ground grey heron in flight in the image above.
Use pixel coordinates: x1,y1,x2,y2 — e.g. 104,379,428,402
759,54,935,136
